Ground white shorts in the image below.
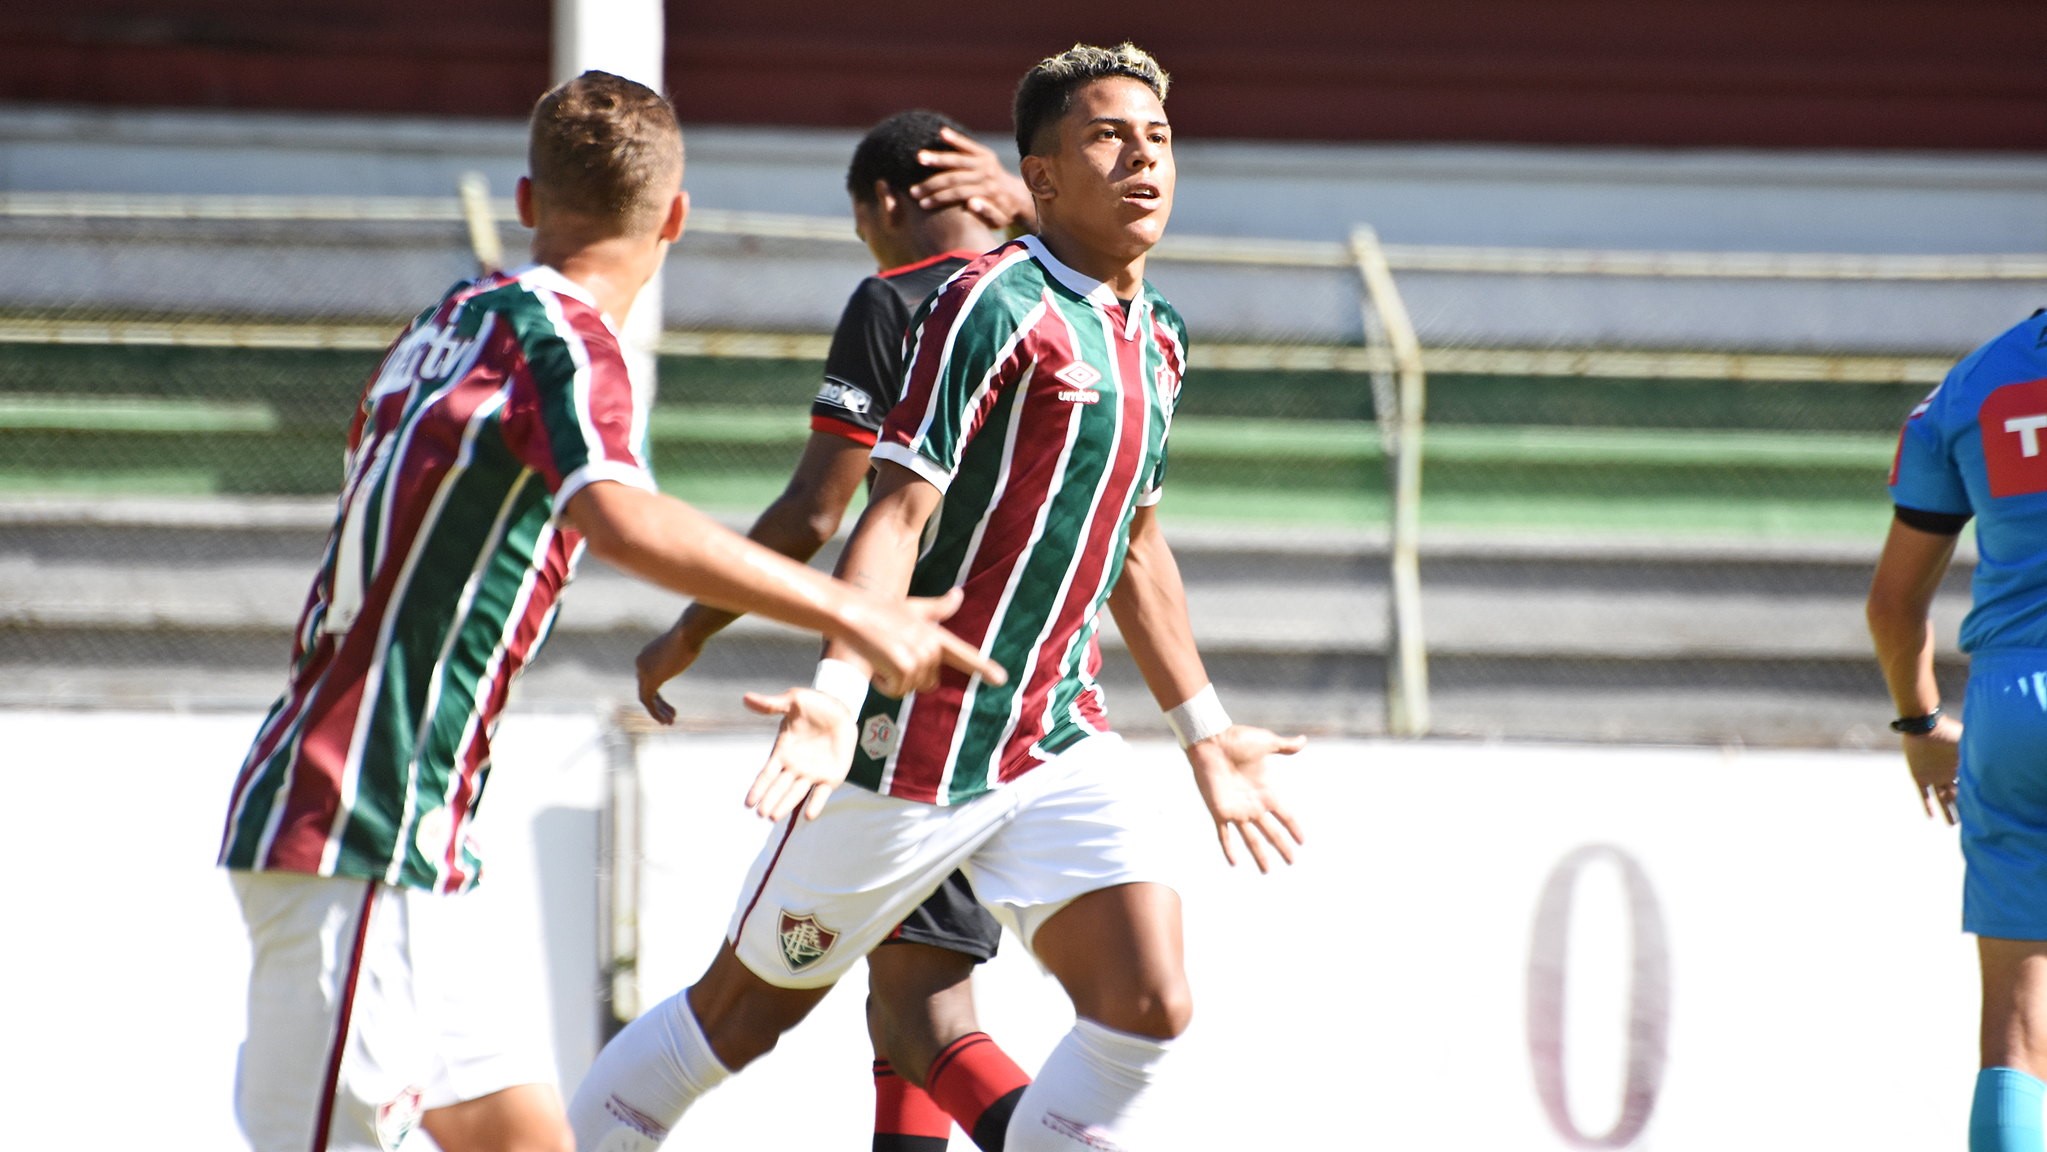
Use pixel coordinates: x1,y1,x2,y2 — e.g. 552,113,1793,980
231,871,556,1152
727,732,1179,989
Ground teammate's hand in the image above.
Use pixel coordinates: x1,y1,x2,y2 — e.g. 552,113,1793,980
1186,726,1306,872
844,587,1006,699
635,621,704,725
1904,712,1962,825
741,688,858,822
910,127,1035,232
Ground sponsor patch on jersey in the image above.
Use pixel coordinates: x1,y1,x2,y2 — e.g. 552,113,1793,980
778,911,839,972
375,1086,424,1151
412,803,455,862
815,378,873,414
860,714,899,760
1980,378,2047,497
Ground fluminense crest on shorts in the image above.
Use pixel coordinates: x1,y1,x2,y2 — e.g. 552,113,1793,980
778,910,838,972
374,1086,424,1151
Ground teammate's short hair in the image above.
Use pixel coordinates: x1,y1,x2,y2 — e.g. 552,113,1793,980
527,70,682,236
846,109,970,204
1012,42,1171,159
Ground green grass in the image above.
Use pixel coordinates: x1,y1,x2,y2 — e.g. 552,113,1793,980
0,343,1917,541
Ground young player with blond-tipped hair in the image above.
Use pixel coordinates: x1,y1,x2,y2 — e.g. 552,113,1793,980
571,44,1304,1152
218,71,1000,1152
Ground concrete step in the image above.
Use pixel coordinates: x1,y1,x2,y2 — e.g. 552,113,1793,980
0,497,1960,745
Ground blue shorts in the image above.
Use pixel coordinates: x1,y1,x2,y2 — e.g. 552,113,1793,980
1960,648,2047,939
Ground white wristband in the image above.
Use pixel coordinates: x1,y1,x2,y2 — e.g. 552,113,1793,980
1165,683,1231,749
810,658,870,720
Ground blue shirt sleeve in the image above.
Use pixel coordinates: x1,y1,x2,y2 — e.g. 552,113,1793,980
1888,375,1972,517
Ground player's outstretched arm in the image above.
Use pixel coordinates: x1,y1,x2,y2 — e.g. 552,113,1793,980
910,126,1036,234
636,432,872,723
1867,514,1964,824
739,461,953,820
564,479,1000,699
1107,505,1305,870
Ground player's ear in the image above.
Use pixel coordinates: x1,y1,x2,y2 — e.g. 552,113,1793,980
659,189,689,243
873,179,905,226
1019,155,1054,202
514,176,537,228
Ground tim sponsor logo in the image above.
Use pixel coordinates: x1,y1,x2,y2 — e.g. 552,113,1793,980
1980,377,2047,497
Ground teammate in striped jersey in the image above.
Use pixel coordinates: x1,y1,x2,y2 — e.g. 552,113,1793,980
573,45,1304,1152
218,72,1001,1152
634,110,1032,1152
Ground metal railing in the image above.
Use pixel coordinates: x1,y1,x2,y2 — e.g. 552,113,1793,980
6,184,2045,739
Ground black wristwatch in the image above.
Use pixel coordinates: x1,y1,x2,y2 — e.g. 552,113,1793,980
1890,707,1944,735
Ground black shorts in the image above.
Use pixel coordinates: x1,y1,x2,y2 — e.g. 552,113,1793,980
884,869,1001,962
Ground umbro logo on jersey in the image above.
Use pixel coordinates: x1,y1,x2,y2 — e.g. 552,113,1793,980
1053,363,1104,405
1054,362,1102,388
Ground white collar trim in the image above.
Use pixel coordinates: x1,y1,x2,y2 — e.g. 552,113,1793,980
511,263,603,313
1019,235,1147,339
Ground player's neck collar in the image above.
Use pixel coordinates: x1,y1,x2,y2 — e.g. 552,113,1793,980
1019,235,1147,337
510,263,600,311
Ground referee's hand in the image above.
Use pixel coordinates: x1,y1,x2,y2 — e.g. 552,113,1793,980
1903,713,1962,826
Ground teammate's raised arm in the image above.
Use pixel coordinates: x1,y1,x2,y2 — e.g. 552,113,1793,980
564,479,998,697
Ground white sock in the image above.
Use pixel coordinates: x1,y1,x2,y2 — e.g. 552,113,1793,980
567,989,731,1151
1003,1018,1176,1151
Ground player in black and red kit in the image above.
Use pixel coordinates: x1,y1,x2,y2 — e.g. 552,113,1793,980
634,109,1033,1152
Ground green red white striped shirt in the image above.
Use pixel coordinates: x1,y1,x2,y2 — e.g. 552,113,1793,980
219,265,654,893
855,235,1187,805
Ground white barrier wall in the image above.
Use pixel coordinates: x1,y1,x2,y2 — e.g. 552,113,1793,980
9,710,1974,1149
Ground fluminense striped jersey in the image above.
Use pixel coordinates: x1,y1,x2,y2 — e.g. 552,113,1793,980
857,234,1187,805
218,264,655,893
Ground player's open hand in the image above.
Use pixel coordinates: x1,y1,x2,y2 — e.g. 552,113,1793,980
634,622,703,725
740,688,858,822
844,587,1007,699
910,126,1035,232
1904,712,1963,825
1186,726,1306,872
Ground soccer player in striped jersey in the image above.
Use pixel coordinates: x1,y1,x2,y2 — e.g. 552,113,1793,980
572,44,1304,1152
217,72,1001,1152
634,109,1033,1152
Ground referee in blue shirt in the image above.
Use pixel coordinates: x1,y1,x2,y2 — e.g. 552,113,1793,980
1872,306,2047,1152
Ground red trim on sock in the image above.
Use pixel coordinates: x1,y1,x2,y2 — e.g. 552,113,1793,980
874,1060,953,1139
925,1033,1032,1133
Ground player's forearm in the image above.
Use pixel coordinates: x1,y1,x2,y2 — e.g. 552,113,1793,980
568,482,879,647
1868,608,1942,715
1107,517,1211,709
819,512,922,674
1866,518,1958,715
674,483,850,645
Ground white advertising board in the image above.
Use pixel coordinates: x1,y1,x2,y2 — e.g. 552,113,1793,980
629,732,1976,1150
4,711,1975,1149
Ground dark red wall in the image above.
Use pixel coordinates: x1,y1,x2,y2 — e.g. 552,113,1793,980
4,1,2042,150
